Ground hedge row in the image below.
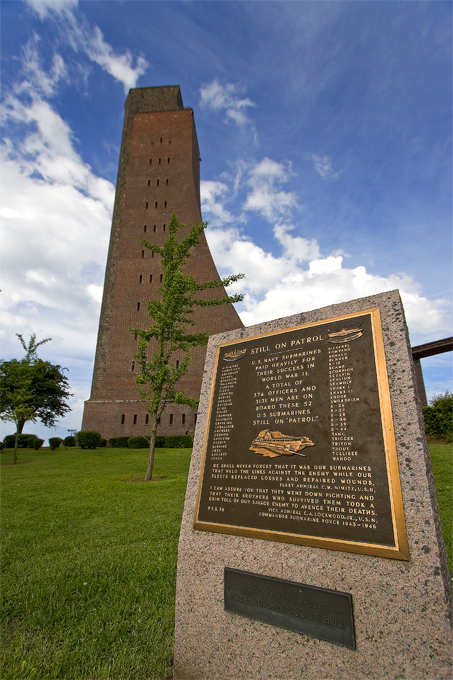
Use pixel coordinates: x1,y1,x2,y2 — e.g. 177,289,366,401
423,392,453,442
2,434,44,449
2,431,193,451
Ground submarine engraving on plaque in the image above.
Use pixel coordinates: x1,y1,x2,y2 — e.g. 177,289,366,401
194,309,409,560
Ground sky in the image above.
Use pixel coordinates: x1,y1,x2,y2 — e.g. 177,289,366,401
1,0,452,443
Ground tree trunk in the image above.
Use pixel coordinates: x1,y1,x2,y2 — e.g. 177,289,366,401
13,429,19,465
13,420,25,465
144,415,158,481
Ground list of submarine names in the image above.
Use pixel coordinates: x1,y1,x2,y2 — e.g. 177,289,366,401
203,323,380,534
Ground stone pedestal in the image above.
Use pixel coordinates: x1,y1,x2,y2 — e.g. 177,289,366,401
174,291,452,680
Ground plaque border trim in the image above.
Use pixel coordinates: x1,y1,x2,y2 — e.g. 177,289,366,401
194,308,410,561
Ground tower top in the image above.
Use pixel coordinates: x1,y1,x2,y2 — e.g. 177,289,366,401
125,86,184,115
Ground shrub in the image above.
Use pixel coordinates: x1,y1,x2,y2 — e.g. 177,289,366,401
0,442,4,451
423,391,453,442
155,434,193,448
33,438,44,450
77,431,102,449
108,437,130,448
128,436,150,449
3,434,39,448
63,436,76,447
27,435,40,448
100,438,107,447
49,437,63,450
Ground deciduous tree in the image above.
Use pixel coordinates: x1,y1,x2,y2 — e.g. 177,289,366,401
130,212,244,481
0,335,72,463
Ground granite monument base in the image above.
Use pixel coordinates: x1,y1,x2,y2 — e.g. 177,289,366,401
174,291,452,680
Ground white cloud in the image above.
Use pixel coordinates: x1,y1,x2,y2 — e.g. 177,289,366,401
25,0,148,93
244,158,298,221
200,79,256,131
26,0,78,19
207,224,451,341
76,25,149,94
204,164,451,343
18,35,68,97
0,85,114,367
311,154,340,180
200,181,236,227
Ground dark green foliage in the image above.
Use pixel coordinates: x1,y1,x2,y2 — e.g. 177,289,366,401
49,437,63,450
77,431,102,449
108,436,130,448
0,334,72,464
63,436,75,447
0,442,4,451
128,436,150,449
3,434,38,448
155,434,193,448
100,438,107,447
33,438,44,450
423,391,453,442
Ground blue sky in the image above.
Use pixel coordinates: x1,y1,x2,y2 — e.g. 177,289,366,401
1,0,451,442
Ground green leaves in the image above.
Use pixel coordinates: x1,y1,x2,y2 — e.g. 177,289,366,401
0,337,72,432
129,211,244,478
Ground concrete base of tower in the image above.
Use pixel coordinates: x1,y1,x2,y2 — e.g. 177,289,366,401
81,399,198,439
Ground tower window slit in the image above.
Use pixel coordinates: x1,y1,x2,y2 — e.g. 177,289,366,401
176,360,179,369
166,179,168,185
153,224,156,232
157,179,159,186
167,158,170,164
155,201,158,208
164,201,167,208
144,225,147,233
131,362,135,371
139,275,142,283
160,137,163,143
169,414,173,425
149,274,152,282
160,274,163,282
145,202,148,209
141,250,145,258
121,414,125,424
137,302,140,311
158,158,161,164
163,224,166,231
182,414,186,425
148,180,150,186
149,158,152,165
145,414,149,424
133,414,137,425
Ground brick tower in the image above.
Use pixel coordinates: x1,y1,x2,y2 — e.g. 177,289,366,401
82,86,243,439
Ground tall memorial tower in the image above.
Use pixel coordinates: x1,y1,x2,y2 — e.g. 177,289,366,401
82,86,243,439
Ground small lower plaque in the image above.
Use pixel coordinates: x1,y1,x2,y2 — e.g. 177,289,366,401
224,567,356,649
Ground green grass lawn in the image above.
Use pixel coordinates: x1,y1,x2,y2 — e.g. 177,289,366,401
1,447,191,680
427,439,452,566
1,441,451,679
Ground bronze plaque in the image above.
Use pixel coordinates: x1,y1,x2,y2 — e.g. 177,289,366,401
194,309,409,559
224,568,356,649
